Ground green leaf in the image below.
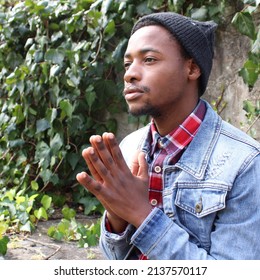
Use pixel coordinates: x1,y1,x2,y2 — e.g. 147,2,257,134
191,6,208,20
19,221,33,232
101,0,113,14
39,169,52,184
34,50,44,63
45,49,65,65
50,133,63,154
79,196,100,215
31,180,39,191
46,108,58,124
243,100,256,114
252,29,260,54
62,206,76,220
60,99,74,119
232,12,256,40
0,236,9,256
13,104,25,124
47,225,56,237
0,222,8,236
50,64,61,77
104,19,115,35
112,38,128,60
51,31,63,43
67,75,80,87
239,59,259,86
8,139,25,148
6,72,17,85
67,152,80,170
57,219,70,233
36,118,51,133
85,87,96,111
35,141,51,163
41,194,52,210
34,207,48,220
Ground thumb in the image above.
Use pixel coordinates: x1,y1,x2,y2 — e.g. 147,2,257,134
130,150,140,176
137,151,148,179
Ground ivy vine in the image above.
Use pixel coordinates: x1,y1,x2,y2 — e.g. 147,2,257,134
0,0,259,256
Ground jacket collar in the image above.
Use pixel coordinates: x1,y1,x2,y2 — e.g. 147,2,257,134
141,100,222,180
175,100,222,179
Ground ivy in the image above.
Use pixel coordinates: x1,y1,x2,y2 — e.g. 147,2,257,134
0,0,259,256
47,206,101,247
231,2,260,88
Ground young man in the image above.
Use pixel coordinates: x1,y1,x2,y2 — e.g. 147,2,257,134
77,12,260,259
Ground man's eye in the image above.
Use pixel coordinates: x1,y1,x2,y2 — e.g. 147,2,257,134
145,57,156,63
124,62,131,69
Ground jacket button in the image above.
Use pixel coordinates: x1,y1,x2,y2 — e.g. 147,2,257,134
195,202,203,213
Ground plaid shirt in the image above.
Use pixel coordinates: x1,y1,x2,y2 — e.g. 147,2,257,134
138,99,206,260
106,100,206,259
147,99,206,210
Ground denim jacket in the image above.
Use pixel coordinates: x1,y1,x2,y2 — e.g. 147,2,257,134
99,100,260,260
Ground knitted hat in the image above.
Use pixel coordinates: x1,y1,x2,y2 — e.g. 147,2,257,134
131,12,218,95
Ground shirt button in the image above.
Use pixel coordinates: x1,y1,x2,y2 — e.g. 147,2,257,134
154,166,162,173
150,199,158,206
157,139,164,149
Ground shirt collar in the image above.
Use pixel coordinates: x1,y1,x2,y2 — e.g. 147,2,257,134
149,99,206,155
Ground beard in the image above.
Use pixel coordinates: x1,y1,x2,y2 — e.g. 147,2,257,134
124,84,162,117
128,102,162,118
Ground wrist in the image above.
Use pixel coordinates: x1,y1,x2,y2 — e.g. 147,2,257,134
133,205,153,228
106,212,128,234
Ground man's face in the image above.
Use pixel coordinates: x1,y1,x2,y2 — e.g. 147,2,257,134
123,25,193,118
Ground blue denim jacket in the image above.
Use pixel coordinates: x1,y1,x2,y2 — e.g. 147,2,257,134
99,100,260,260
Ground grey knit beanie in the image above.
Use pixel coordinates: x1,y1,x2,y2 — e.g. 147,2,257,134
131,12,218,95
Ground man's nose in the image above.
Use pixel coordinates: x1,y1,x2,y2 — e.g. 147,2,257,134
124,62,142,83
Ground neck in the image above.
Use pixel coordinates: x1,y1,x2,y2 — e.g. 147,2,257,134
153,97,200,136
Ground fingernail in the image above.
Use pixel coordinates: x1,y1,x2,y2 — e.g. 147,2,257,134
108,133,114,139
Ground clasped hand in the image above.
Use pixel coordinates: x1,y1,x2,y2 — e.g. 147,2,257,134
76,132,152,232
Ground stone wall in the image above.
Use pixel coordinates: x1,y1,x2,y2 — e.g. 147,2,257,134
206,24,260,142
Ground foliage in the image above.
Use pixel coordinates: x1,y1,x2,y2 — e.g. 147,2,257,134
0,187,53,232
231,1,260,88
0,0,259,256
47,206,101,247
243,99,260,138
0,222,9,255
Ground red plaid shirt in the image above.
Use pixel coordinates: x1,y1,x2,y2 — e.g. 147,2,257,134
106,100,206,259
147,100,206,210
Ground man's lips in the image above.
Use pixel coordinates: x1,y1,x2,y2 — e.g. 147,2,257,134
123,86,145,101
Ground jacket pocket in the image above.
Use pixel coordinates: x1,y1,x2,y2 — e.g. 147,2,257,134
175,187,227,218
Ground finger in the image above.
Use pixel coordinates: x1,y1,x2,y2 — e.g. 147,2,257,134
76,171,102,193
82,147,103,183
130,150,140,176
102,132,130,173
90,135,115,170
84,145,115,184
76,171,115,214
137,152,149,179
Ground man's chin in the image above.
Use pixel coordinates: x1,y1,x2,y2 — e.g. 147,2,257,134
128,106,161,118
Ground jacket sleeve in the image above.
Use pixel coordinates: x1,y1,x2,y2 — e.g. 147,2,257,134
130,154,260,260
99,212,137,259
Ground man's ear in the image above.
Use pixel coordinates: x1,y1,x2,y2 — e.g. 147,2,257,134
188,59,201,81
